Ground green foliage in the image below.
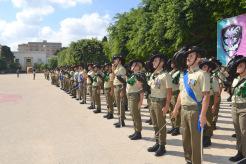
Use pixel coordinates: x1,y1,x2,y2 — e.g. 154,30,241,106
0,46,14,64
57,39,108,67
0,57,7,71
48,56,58,69
107,0,246,61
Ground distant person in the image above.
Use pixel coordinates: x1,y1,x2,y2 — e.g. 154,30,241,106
33,68,36,80
17,68,20,78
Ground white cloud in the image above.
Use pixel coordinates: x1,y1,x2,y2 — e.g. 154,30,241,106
0,12,111,50
16,6,54,24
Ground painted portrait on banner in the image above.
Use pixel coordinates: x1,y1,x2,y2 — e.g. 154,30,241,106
217,14,246,65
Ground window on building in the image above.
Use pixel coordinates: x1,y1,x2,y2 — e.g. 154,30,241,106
15,59,19,63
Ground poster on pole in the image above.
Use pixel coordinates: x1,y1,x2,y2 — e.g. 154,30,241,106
217,13,246,65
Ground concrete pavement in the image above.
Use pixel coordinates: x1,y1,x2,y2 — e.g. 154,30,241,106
0,74,237,164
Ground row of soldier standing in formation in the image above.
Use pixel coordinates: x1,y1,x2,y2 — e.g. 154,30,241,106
44,45,246,164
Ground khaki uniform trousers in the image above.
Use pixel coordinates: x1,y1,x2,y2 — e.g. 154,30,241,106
204,95,214,137
212,98,221,129
92,86,101,109
169,91,181,128
232,103,246,157
114,85,125,120
150,98,166,145
87,84,94,104
181,105,202,164
105,88,114,114
128,93,142,132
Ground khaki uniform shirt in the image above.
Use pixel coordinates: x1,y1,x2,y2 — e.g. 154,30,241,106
126,73,143,94
232,76,246,104
149,69,172,99
92,72,102,87
179,66,210,106
210,75,220,96
169,69,180,92
87,70,95,84
104,72,114,89
113,64,126,86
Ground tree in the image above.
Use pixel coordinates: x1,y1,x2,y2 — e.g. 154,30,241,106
48,56,58,69
0,46,14,64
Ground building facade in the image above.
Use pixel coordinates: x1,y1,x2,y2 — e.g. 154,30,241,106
14,41,62,71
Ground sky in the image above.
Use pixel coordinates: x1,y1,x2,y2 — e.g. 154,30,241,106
0,0,140,51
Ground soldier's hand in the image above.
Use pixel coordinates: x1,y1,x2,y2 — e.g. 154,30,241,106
211,105,216,114
171,109,179,119
200,115,207,128
138,103,142,109
97,89,100,94
162,106,168,114
110,90,114,96
120,91,124,98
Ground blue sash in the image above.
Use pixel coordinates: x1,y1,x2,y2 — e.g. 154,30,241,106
183,70,202,133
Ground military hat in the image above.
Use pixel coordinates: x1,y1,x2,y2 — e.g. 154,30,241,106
129,59,145,68
184,46,205,57
112,55,125,65
173,46,189,71
234,56,246,68
199,58,217,71
87,63,93,67
227,55,245,79
93,63,101,68
149,53,168,69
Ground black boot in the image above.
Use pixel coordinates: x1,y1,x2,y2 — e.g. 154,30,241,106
171,128,180,136
155,145,166,156
238,157,246,164
129,131,136,138
93,108,101,113
167,128,175,134
229,151,244,162
232,133,236,138
203,136,211,147
130,132,142,140
103,113,109,118
145,118,151,123
107,113,114,119
80,100,86,104
115,120,125,128
147,141,159,152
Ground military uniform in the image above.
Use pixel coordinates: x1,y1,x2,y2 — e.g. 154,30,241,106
147,68,172,155
126,72,144,139
104,71,114,118
231,75,246,158
179,66,210,164
87,69,95,109
203,73,219,146
80,69,87,104
169,69,181,135
92,71,102,113
113,64,127,127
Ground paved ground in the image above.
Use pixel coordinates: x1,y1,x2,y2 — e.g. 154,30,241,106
0,73,237,164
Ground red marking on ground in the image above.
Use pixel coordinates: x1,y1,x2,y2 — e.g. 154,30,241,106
0,93,22,103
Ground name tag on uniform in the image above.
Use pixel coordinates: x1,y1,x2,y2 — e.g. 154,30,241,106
189,79,196,86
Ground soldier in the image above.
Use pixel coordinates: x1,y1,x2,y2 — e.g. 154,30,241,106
112,56,127,128
199,58,220,147
127,60,145,140
87,64,95,109
145,61,153,125
229,56,246,163
147,53,172,156
92,64,103,113
172,46,210,164
79,65,87,104
168,58,181,136
103,63,114,119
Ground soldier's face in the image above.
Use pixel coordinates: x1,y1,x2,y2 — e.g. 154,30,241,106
237,62,246,74
153,57,162,69
187,52,197,66
202,65,209,72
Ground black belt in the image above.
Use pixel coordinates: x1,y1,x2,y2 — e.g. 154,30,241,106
232,103,246,109
150,97,165,102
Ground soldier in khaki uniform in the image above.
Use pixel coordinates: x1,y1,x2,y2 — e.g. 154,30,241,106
147,54,172,157
79,65,87,104
92,64,103,113
103,63,114,119
112,56,127,128
229,56,246,163
127,60,145,140
168,59,181,136
172,46,210,164
199,58,220,147
87,64,95,109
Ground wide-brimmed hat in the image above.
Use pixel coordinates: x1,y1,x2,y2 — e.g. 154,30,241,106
112,55,125,65
149,53,168,70
173,46,189,71
199,58,217,71
129,59,145,68
93,63,101,68
184,46,205,57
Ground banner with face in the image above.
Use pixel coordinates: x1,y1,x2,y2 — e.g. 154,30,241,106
217,14,246,65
